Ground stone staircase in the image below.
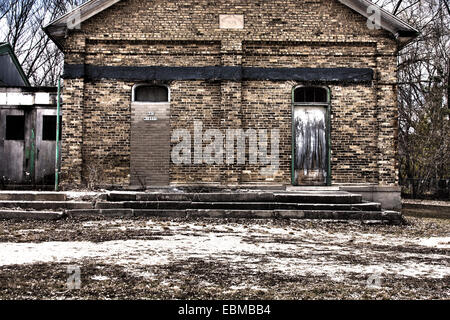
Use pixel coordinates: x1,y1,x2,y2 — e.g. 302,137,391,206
0,190,403,224
0,192,90,220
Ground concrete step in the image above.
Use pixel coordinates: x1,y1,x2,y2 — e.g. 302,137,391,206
0,191,399,222
107,192,362,204
286,186,341,191
95,201,381,211
184,209,397,221
0,201,93,210
0,192,66,201
0,209,64,220
273,193,362,204
66,208,402,223
67,209,133,218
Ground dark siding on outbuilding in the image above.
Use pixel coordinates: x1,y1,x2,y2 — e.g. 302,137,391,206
0,53,28,87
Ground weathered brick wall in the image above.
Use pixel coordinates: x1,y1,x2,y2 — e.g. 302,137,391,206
330,84,379,184
60,78,85,187
170,80,223,184
80,0,388,42
60,0,400,188
82,80,131,187
240,80,292,184
84,40,222,67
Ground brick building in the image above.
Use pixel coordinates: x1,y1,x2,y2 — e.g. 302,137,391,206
44,0,417,208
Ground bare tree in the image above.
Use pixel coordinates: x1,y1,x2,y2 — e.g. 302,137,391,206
374,0,449,197
0,0,18,20
0,0,85,86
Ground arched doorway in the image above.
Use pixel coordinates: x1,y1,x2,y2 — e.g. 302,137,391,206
292,86,331,186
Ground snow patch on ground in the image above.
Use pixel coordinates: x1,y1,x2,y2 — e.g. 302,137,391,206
418,237,450,249
91,275,110,281
65,191,102,200
0,219,448,282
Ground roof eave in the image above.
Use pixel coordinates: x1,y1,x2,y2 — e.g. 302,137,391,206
338,0,419,40
43,24,66,52
395,29,420,48
44,0,122,50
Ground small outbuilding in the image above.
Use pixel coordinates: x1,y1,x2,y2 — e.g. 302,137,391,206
0,43,60,188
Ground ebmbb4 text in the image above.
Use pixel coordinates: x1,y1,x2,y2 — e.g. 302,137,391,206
178,304,271,317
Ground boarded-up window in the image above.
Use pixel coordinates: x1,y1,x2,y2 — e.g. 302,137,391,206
134,85,169,102
42,115,62,141
294,87,328,103
5,115,25,140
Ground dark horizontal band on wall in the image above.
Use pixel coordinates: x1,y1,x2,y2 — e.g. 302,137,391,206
63,64,373,82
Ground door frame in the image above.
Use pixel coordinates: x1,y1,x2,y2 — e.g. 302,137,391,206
291,85,332,186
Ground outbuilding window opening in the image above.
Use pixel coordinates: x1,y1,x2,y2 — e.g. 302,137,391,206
294,87,328,104
42,115,62,141
5,115,25,140
133,85,169,103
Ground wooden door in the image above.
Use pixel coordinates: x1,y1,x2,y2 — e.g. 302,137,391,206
293,106,328,185
35,108,60,185
0,108,26,184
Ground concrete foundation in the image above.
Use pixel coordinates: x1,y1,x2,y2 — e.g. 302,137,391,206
338,185,402,210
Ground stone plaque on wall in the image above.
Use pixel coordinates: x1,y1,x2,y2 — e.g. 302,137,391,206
219,14,244,29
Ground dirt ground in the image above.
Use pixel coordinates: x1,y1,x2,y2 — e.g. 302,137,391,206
0,216,448,300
